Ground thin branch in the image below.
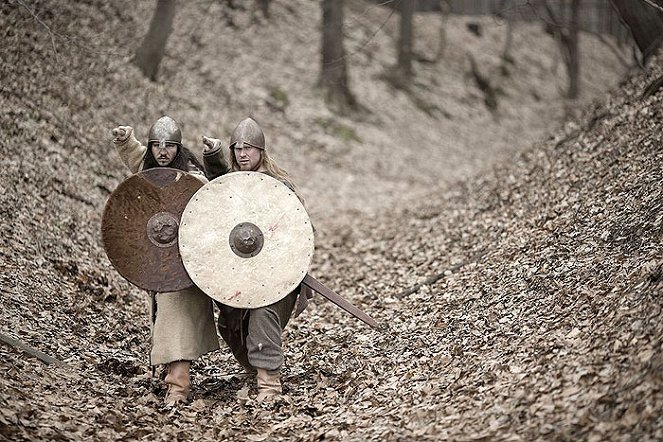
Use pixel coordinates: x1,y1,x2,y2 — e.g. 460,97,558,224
326,1,398,66
15,0,59,61
0,333,71,369
0,86,96,148
57,188,95,206
640,0,663,13
395,250,487,298
542,0,561,25
641,74,663,99
13,0,127,58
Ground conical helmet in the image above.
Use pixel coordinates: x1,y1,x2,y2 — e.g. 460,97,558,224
148,116,182,146
229,117,265,150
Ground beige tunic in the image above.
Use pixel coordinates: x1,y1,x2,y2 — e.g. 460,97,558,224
113,135,220,365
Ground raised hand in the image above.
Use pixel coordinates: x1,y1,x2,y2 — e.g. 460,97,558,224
111,126,133,143
202,135,223,153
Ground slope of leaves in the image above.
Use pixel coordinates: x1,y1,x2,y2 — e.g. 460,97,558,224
310,60,663,440
1,0,658,441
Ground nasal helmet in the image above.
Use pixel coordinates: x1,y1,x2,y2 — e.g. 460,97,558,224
229,117,265,150
148,116,182,146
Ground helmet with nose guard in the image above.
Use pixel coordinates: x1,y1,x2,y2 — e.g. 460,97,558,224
229,117,265,150
148,116,182,147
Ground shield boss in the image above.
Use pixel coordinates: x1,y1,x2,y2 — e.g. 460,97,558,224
101,168,204,292
179,171,314,308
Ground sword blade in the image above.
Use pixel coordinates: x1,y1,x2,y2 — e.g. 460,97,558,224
302,274,378,328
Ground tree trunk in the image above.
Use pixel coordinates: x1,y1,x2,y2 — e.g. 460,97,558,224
397,0,415,80
499,19,514,75
566,0,580,99
542,0,581,99
610,0,663,63
257,0,270,18
133,0,177,82
435,0,450,61
496,0,514,70
320,0,357,112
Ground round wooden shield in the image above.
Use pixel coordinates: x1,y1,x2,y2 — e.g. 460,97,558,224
101,168,204,292
179,171,314,308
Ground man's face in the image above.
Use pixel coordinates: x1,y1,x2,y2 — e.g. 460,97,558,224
150,141,179,166
233,145,262,171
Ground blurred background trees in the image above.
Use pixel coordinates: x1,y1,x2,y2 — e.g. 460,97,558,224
541,0,582,99
610,0,663,63
133,0,177,82
132,0,663,110
320,0,358,113
396,0,416,85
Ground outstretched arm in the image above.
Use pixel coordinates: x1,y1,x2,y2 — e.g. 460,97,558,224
201,135,231,180
111,125,147,173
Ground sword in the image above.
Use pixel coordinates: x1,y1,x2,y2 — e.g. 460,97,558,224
301,274,378,328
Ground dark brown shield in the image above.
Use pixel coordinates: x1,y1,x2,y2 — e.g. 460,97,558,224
101,168,204,292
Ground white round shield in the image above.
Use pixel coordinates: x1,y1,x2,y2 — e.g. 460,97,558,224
179,171,314,308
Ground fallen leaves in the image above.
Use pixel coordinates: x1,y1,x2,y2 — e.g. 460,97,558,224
1,1,662,441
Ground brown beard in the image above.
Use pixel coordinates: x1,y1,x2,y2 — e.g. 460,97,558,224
143,145,204,172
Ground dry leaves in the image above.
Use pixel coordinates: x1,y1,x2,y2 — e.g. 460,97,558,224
1,0,661,441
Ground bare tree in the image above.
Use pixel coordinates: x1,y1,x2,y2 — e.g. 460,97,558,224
493,0,515,75
320,0,357,113
543,0,582,99
610,0,663,63
435,0,451,61
396,0,415,81
133,0,177,82
257,0,270,18
566,0,581,99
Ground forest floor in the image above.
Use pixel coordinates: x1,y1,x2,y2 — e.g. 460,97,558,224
1,0,661,441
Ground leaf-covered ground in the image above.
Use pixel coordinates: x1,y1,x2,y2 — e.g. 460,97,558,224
1,1,660,441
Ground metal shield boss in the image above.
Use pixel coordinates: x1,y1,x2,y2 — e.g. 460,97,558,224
101,168,204,292
179,171,314,309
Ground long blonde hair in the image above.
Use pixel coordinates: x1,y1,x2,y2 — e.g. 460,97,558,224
231,148,306,205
